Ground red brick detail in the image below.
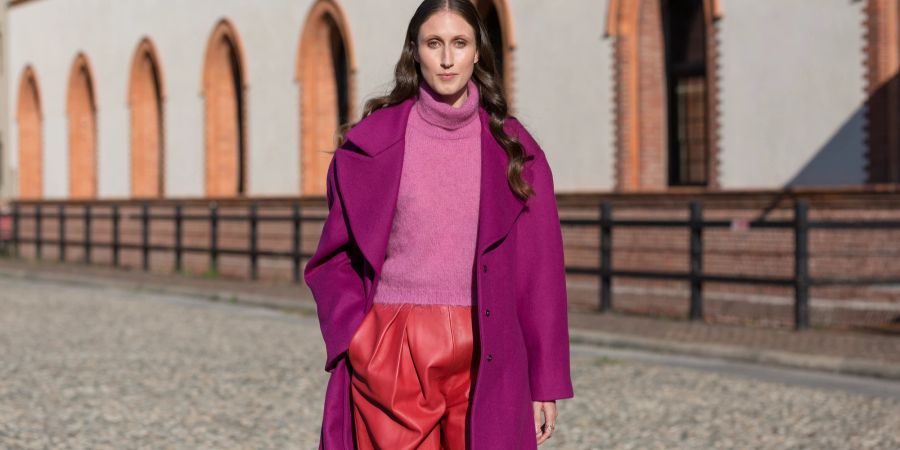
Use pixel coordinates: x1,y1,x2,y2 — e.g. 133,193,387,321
297,0,356,196
607,0,721,192
128,38,166,199
66,53,98,199
473,0,517,114
202,19,248,198
864,0,900,184
16,66,43,200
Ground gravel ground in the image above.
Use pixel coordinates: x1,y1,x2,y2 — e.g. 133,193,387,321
0,276,898,449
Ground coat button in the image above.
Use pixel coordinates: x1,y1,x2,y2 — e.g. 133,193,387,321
482,264,488,273
485,308,491,316
487,353,493,362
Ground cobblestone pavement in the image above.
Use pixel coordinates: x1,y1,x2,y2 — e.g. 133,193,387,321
1,277,898,449
3,258,899,370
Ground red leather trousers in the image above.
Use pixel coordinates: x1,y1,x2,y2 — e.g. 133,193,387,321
347,303,475,450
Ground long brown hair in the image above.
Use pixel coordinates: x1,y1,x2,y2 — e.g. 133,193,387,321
336,0,534,200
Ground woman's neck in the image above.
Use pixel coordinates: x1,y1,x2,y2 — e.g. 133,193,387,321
415,78,480,131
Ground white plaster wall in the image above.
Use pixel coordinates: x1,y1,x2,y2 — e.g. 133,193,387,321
8,0,321,199
11,0,865,198
5,0,445,200
7,0,613,200
345,1,423,106
511,0,614,192
717,0,867,188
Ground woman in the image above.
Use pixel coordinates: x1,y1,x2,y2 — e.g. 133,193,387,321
303,1,574,449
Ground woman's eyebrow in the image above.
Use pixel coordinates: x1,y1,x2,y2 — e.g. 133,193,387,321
423,34,471,41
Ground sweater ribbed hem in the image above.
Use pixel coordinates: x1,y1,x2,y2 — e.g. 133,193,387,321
372,284,473,306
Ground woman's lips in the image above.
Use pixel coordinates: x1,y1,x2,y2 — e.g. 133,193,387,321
438,73,456,80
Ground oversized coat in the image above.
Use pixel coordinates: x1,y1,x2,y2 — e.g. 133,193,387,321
303,95,574,450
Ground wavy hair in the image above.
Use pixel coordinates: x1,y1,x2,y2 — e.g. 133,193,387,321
336,0,534,200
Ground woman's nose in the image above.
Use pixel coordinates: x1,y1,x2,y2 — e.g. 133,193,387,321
442,49,453,67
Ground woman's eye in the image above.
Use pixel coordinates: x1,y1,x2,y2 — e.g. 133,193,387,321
455,40,467,48
428,41,440,48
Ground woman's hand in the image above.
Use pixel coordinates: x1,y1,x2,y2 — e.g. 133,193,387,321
533,400,557,445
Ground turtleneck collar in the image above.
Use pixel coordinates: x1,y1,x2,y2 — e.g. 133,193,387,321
414,78,480,131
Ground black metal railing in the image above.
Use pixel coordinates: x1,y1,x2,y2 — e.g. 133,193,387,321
0,201,325,284
561,199,900,330
2,198,899,330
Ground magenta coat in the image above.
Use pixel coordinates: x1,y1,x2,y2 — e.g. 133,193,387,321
303,96,574,449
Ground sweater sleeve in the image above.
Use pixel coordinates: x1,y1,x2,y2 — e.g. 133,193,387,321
511,119,575,402
303,154,369,373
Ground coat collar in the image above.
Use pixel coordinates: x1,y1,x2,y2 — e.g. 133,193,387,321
335,96,528,277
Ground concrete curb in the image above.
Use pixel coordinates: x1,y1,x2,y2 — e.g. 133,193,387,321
3,265,900,382
569,329,900,381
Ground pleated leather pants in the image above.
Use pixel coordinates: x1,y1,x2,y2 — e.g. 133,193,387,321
347,303,475,450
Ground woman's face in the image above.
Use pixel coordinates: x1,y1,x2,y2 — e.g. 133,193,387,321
413,10,479,107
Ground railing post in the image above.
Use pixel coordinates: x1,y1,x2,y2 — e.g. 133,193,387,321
35,204,42,260
11,203,19,258
111,205,120,267
209,202,219,275
292,201,302,283
141,202,150,271
83,204,92,264
249,201,259,280
794,199,810,330
599,201,612,312
174,204,183,272
58,204,66,262
689,201,704,321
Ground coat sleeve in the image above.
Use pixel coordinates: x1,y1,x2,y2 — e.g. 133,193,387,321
512,120,575,402
303,154,368,373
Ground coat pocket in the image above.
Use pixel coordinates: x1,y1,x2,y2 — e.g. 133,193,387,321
347,307,375,370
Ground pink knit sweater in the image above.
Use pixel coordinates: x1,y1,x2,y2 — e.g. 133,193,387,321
372,79,482,306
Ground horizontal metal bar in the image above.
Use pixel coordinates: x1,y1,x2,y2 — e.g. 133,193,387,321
809,220,900,229
6,238,312,260
812,277,900,286
561,217,900,230
567,266,800,286
125,214,327,222
2,213,117,220
701,273,795,286
560,218,795,228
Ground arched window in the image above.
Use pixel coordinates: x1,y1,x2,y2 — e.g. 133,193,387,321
202,19,247,197
128,38,165,198
66,53,98,199
663,0,710,186
472,0,516,112
17,66,43,200
297,0,356,196
864,0,900,183
607,0,721,191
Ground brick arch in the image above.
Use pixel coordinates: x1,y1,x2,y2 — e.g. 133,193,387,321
472,0,516,113
296,0,357,196
16,66,43,200
606,0,722,192
864,0,900,184
128,37,166,198
66,52,98,199
202,18,248,197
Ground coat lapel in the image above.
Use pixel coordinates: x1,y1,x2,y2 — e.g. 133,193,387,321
334,96,526,277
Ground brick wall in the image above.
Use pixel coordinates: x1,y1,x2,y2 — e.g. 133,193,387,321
129,39,165,198
6,187,900,329
16,67,42,200
66,54,97,199
203,20,246,197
